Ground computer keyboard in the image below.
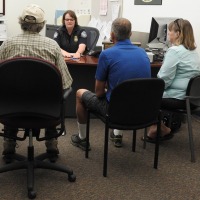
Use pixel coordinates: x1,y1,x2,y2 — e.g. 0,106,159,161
147,43,165,49
154,53,164,62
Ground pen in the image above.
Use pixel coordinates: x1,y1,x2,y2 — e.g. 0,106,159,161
71,57,79,60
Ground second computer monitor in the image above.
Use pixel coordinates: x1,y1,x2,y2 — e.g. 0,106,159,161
148,17,177,49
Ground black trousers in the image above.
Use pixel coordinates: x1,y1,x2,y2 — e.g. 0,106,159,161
161,98,186,110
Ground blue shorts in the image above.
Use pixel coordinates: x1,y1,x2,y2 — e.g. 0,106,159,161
82,91,108,117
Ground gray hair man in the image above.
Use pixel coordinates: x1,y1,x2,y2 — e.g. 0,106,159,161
0,4,72,162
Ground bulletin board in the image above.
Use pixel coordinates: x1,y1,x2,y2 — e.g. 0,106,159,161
91,0,123,22
90,0,123,45
68,0,123,21
68,0,123,46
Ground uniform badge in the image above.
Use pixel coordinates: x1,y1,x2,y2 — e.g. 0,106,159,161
53,32,58,39
81,31,87,38
74,36,78,42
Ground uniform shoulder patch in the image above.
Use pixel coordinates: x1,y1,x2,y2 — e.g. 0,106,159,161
81,31,87,38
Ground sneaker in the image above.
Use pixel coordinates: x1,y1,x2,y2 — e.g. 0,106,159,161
109,131,123,148
2,139,16,155
71,134,91,151
45,138,59,155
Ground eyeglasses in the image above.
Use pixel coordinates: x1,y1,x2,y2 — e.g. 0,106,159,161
174,19,182,32
65,18,75,22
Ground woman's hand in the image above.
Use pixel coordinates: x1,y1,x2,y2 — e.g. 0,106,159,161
61,49,72,58
73,52,81,59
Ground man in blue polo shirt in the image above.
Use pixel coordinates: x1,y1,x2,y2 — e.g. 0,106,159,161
71,17,151,150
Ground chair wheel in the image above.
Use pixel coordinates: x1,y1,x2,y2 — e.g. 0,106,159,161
68,174,76,182
28,190,36,199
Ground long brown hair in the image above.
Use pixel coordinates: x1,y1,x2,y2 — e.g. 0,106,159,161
62,10,78,26
168,19,196,50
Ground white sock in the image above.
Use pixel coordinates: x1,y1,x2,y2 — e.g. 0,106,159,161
113,129,123,136
77,122,86,140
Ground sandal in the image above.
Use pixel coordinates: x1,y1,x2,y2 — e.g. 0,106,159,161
141,132,174,143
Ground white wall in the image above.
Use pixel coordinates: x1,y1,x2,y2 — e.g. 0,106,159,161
123,0,200,54
4,0,69,36
3,0,200,55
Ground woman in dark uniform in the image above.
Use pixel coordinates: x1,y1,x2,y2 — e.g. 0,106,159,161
54,10,87,59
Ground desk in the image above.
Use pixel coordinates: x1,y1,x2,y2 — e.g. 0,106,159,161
65,56,98,117
102,41,141,50
65,55,98,66
65,55,161,117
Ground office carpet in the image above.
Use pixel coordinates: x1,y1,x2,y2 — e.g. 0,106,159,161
0,117,200,200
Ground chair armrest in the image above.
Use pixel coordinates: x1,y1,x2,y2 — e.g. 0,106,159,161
185,95,200,100
63,87,73,101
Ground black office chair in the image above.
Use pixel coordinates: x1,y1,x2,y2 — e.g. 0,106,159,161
82,26,100,52
0,57,76,199
165,75,200,163
85,78,165,177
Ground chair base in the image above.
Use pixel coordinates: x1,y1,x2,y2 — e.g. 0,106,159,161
0,146,76,199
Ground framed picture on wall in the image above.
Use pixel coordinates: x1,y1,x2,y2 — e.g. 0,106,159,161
134,0,162,5
0,0,5,15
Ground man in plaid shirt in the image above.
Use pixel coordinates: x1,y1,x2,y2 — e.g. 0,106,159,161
0,4,72,162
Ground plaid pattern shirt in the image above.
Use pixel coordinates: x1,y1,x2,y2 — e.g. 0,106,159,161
0,32,72,89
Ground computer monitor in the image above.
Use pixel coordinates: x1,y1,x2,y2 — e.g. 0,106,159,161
147,17,177,49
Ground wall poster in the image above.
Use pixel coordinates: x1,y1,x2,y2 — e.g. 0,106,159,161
0,0,5,15
134,0,162,5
